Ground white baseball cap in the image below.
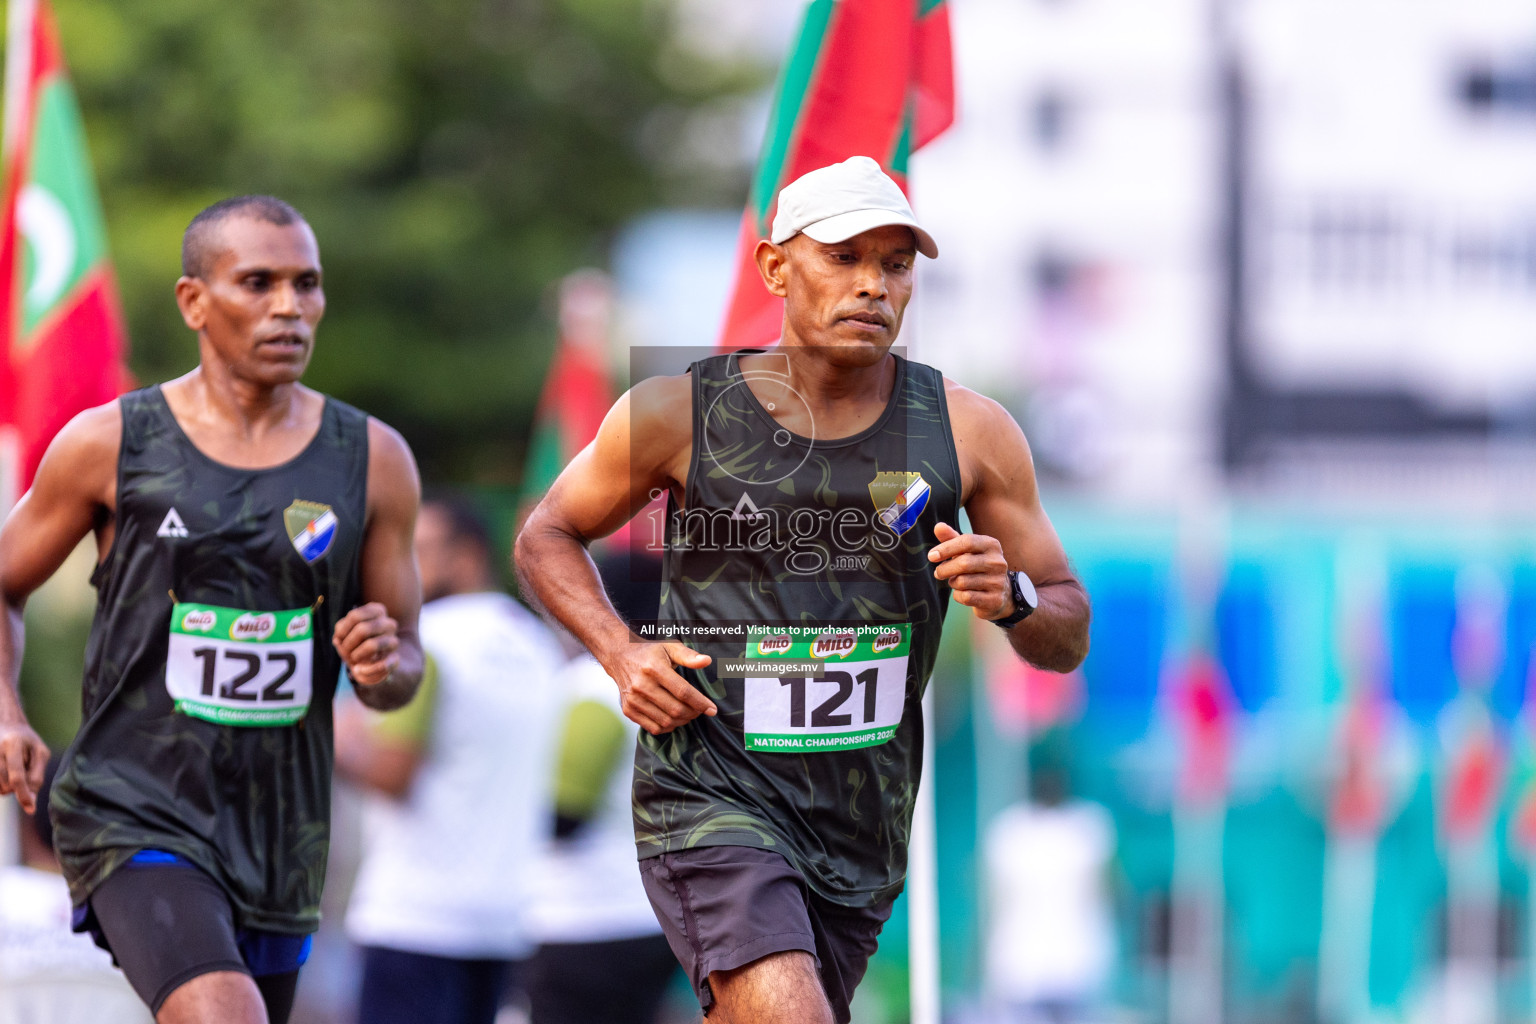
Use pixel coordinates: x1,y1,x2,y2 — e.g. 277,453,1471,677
770,155,938,259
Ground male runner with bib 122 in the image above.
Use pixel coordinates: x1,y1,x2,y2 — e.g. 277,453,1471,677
0,195,424,1024
516,156,1091,1024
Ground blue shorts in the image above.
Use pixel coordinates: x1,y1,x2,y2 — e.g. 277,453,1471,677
74,849,312,1015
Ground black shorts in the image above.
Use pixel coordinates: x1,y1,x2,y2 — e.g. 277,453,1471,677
527,934,679,1024
638,846,892,1024
77,851,311,1019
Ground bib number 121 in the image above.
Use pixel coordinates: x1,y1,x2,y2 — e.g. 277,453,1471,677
742,624,910,753
775,668,879,728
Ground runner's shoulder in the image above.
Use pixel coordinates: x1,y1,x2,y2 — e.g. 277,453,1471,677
364,415,413,462
363,415,421,520
622,372,693,446
941,378,1034,500
21,400,122,510
940,378,1023,441
43,400,123,475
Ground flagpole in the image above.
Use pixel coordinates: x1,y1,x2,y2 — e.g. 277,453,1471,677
4,0,36,159
0,0,31,875
1441,565,1504,1024
1168,496,1227,1024
0,430,12,869
1316,539,1388,1024
908,685,940,1024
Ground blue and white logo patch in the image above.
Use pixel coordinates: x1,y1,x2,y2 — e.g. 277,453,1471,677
868,472,931,537
284,500,337,563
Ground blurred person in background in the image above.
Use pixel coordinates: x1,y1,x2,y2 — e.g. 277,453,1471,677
337,495,567,1024
982,736,1116,1024
525,553,682,1024
0,758,153,1024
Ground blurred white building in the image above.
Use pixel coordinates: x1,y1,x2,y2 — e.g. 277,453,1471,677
913,0,1222,501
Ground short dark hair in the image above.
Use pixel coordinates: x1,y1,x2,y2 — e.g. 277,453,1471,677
181,195,307,278
423,494,493,554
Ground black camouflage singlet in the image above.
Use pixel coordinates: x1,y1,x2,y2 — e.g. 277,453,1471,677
50,385,368,933
635,351,961,907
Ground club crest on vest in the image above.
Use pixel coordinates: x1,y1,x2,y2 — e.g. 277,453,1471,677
868,472,930,537
284,500,337,562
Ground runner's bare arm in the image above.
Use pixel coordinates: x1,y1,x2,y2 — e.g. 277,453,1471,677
0,404,120,812
515,375,717,736
335,419,424,711
934,383,1090,672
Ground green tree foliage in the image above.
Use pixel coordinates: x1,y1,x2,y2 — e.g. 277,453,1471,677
47,0,761,481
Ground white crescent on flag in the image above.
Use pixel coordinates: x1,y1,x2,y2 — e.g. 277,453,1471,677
18,181,74,314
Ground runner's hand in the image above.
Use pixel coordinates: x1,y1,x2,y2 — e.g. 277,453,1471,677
608,642,715,736
0,718,49,815
929,521,1012,620
333,602,401,687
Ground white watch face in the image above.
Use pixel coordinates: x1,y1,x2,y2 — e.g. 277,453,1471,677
1014,571,1038,610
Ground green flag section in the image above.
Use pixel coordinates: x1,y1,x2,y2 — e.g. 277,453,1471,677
20,77,108,336
0,0,129,495
716,0,954,351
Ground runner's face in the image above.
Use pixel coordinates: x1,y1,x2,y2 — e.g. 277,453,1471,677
187,218,325,386
780,225,915,361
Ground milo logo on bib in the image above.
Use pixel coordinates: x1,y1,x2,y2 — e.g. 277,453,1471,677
757,634,792,656
166,602,316,727
181,609,217,633
811,631,857,660
742,623,911,753
231,613,276,641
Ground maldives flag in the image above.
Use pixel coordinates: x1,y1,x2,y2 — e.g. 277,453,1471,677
716,0,955,351
0,0,129,496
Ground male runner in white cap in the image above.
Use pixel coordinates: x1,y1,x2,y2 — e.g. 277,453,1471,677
518,156,1090,1024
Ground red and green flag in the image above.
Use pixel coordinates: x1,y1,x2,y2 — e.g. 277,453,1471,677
0,0,129,498
716,0,954,351
519,270,615,512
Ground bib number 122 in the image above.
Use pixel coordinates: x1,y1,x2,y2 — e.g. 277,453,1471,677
166,602,315,726
189,647,299,703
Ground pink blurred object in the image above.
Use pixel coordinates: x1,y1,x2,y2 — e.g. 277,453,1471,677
1173,652,1233,807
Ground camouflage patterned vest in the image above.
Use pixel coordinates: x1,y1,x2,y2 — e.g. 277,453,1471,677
635,351,961,907
50,385,368,933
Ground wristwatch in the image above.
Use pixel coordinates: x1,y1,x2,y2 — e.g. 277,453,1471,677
992,570,1038,629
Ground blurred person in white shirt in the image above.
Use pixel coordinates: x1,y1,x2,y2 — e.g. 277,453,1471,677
524,554,681,1024
982,739,1117,1024
336,495,567,1024
0,759,153,1024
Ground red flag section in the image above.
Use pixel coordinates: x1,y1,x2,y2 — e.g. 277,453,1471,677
1330,687,1387,835
519,271,615,513
716,0,954,351
1442,727,1502,845
1174,651,1234,807
0,0,129,496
